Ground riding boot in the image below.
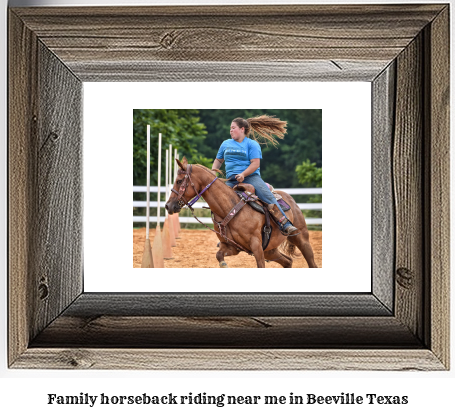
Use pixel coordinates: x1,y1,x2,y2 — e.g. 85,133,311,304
267,204,299,235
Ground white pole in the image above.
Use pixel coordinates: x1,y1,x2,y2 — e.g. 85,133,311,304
169,144,173,188
157,133,162,228
146,125,150,239
165,149,169,218
174,149,178,180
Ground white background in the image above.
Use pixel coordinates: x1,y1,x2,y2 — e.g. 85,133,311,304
83,82,371,292
1,0,454,414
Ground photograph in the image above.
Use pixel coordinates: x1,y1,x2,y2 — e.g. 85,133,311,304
132,109,322,269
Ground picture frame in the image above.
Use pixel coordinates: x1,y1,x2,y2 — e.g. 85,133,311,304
8,4,449,370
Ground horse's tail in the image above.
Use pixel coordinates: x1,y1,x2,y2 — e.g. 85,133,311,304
279,238,302,258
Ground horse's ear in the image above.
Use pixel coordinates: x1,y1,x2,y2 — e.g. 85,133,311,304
176,157,188,171
176,158,184,170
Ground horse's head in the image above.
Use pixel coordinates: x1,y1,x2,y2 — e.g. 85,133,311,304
165,157,198,214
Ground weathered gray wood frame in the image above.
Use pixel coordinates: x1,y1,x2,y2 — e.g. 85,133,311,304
8,5,449,370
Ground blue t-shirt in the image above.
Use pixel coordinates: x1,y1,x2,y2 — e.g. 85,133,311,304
216,137,262,179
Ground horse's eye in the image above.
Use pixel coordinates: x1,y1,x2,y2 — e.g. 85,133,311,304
176,180,182,185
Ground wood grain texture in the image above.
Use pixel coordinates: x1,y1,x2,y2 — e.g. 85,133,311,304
11,5,445,82
61,293,392,317
9,11,84,366
13,349,445,371
393,34,424,340
372,63,395,312
31,316,421,348
8,4,450,370
32,42,83,339
8,11,38,366
69,60,388,82
30,294,419,350
426,6,450,369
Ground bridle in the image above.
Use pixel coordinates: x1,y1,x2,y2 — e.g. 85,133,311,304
169,164,293,259
169,164,253,255
170,164,218,211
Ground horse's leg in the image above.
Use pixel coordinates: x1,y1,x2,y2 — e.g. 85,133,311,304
216,242,240,268
289,229,318,268
264,248,293,268
250,235,266,268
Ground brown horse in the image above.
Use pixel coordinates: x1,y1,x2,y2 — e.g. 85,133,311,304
165,158,318,268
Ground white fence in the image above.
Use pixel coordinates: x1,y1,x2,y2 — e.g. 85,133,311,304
133,186,322,225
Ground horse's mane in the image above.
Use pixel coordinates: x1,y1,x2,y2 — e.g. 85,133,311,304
194,164,227,182
192,164,239,197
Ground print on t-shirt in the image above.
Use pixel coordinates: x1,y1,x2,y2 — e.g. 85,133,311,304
225,148,248,160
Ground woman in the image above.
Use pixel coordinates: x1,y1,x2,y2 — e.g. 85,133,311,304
211,115,298,235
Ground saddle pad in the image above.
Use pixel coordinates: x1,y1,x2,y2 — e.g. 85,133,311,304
277,198,291,212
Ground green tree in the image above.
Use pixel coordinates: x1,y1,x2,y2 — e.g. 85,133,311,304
296,159,322,222
196,109,322,188
133,109,207,186
296,159,322,188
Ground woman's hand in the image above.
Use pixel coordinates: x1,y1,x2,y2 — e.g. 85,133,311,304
235,159,260,182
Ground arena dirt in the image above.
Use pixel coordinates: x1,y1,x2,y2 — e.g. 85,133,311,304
133,227,322,268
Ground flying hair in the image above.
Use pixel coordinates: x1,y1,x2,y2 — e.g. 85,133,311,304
232,115,287,147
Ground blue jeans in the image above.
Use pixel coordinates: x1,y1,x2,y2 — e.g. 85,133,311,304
226,174,291,228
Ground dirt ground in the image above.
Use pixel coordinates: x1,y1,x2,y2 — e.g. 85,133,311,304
133,226,322,268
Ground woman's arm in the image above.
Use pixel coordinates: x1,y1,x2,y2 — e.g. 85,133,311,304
235,158,260,182
212,158,224,171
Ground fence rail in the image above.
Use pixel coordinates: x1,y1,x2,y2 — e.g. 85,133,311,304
133,216,322,225
134,186,322,195
133,186,322,225
132,201,322,210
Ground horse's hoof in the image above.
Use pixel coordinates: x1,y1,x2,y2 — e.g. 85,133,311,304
219,261,228,268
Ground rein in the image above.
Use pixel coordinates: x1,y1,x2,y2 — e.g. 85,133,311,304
171,164,217,211
171,164,253,255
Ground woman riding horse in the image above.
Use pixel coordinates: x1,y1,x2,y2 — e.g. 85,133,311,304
165,114,318,268
166,157,318,268
211,115,298,235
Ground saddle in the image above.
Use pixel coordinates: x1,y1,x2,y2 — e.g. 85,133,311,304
213,182,293,252
232,183,291,214
230,183,291,250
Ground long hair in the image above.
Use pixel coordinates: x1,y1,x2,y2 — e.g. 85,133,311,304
232,115,287,146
